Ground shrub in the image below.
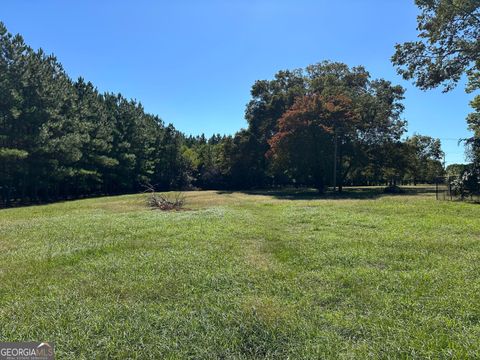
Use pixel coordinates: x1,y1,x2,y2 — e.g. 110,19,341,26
450,177,467,199
449,168,480,200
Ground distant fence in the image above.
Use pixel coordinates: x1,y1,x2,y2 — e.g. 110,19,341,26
435,176,480,202
435,176,452,201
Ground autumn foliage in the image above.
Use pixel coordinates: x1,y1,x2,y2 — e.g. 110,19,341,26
267,94,358,191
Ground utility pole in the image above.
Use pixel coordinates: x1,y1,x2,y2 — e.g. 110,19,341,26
333,132,337,192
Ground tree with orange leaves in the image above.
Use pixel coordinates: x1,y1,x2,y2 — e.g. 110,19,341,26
267,93,358,192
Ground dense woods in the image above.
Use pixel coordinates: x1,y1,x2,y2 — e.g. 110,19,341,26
0,23,446,206
0,23,189,206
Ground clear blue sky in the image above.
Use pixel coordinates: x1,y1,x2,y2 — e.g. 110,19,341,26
2,0,474,164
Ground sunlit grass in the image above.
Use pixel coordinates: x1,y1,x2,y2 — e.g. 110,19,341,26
0,188,479,358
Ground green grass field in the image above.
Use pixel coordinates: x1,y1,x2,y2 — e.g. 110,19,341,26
0,188,479,359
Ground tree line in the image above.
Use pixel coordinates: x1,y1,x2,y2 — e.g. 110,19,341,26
184,63,444,192
0,23,189,206
0,22,445,206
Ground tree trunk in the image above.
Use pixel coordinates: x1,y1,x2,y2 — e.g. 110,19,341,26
315,177,325,193
338,140,343,193
333,133,338,192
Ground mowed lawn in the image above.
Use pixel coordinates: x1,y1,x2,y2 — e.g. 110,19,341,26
0,188,479,359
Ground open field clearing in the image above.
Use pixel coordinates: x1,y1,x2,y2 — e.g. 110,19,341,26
1,188,479,358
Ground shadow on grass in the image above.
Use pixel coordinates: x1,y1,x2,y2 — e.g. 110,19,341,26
217,186,437,201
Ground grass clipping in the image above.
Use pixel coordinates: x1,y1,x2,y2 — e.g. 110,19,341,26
145,184,186,211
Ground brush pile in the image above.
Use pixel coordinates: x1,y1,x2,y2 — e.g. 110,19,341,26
144,184,185,211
